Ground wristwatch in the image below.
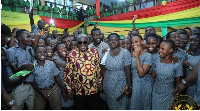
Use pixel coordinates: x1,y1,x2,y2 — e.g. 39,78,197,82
181,79,189,86
7,100,15,108
188,65,193,71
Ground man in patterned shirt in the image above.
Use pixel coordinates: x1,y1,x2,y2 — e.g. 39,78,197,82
64,34,102,110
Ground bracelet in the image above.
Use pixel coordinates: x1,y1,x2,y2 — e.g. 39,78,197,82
188,65,193,71
7,100,15,108
181,79,189,86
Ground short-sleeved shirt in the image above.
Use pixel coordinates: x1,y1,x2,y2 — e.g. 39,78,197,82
88,41,110,59
26,60,60,88
7,44,34,68
173,48,188,63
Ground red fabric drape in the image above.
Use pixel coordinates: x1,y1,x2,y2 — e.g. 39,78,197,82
96,0,100,17
40,16,83,28
97,0,199,21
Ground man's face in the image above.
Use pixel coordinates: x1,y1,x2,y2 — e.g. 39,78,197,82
1,34,8,47
77,28,82,34
37,20,46,29
92,30,101,44
77,37,88,52
52,30,58,38
169,32,179,47
20,31,33,46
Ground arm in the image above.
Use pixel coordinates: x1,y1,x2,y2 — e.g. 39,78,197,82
84,22,89,35
32,30,45,49
173,62,200,96
124,65,132,97
30,82,49,100
42,26,51,39
8,32,16,48
54,75,68,100
2,86,18,110
10,64,34,74
95,50,103,91
3,75,26,89
135,57,151,77
132,15,137,30
64,56,74,98
29,8,34,26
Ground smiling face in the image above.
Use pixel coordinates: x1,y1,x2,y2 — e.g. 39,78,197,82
159,42,173,58
189,35,200,50
35,47,47,61
131,36,143,50
92,30,101,44
179,34,188,49
37,20,46,29
77,27,82,34
57,44,67,57
46,46,53,57
146,36,158,53
71,41,77,50
20,31,33,46
124,39,132,50
119,39,125,48
145,27,155,36
169,32,179,47
77,36,89,52
108,35,120,49
62,37,71,50
49,39,57,49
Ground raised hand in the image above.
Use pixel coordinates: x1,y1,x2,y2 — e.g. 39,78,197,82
85,22,90,27
132,15,137,23
133,47,141,58
37,30,45,37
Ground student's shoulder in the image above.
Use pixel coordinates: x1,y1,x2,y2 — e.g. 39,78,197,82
89,47,98,54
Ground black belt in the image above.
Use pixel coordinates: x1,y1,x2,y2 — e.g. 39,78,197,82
40,83,55,90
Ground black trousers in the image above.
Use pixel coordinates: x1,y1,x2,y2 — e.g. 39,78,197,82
74,93,100,110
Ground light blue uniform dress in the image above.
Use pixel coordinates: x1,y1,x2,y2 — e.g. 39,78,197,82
186,55,200,97
172,48,188,63
194,64,200,105
130,52,152,110
152,59,183,110
103,48,131,110
53,56,74,108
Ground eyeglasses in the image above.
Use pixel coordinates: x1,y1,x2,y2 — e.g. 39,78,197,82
78,41,88,45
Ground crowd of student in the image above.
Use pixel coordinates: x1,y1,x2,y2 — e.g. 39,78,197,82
2,0,175,20
1,8,200,110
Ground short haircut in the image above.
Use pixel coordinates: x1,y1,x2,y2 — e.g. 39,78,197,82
56,43,65,50
1,24,11,35
162,39,175,50
178,29,187,34
107,33,120,40
91,28,101,35
34,46,46,53
191,33,200,38
146,33,158,41
145,26,155,31
61,36,70,43
124,38,132,43
178,33,189,39
16,29,28,39
184,27,191,31
166,31,177,39
77,34,88,41
132,34,143,40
